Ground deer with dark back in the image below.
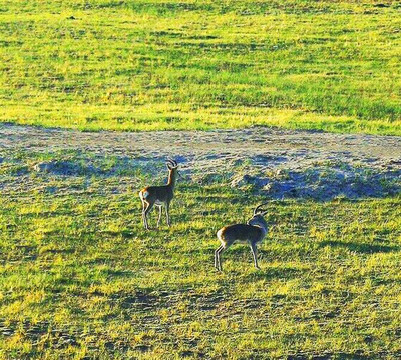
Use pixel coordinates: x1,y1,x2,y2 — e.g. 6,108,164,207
215,203,269,271
139,159,178,230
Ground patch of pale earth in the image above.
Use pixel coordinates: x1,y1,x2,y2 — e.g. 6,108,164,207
1,123,400,199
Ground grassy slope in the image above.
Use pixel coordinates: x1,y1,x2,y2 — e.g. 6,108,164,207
0,0,400,134
0,177,400,358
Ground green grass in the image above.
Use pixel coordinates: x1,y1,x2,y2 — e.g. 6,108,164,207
0,0,400,134
1,178,400,358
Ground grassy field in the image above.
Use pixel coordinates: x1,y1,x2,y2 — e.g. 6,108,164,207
0,148,400,358
1,1,401,358
0,0,400,134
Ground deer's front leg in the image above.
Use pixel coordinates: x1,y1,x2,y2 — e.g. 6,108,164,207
250,243,260,269
165,202,170,227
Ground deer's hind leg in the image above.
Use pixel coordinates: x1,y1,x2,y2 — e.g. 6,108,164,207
141,200,147,229
215,245,224,271
216,246,227,272
143,202,153,230
215,245,222,270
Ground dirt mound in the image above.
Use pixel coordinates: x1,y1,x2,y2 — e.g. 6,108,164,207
230,167,400,200
33,160,99,176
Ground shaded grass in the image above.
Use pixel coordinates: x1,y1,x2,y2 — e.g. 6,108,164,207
0,180,400,358
0,0,400,134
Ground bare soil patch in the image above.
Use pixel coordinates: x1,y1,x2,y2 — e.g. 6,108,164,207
1,123,400,199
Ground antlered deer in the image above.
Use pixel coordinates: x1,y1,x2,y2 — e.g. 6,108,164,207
139,159,178,230
215,203,269,271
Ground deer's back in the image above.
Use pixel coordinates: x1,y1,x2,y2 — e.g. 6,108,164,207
218,224,265,245
140,185,173,203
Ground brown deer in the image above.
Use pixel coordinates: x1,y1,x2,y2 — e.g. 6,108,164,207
139,159,178,230
215,203,269,271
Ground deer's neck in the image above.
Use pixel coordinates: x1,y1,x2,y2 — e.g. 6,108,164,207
248,217,268,234
167,169,176,188
259,218,268,232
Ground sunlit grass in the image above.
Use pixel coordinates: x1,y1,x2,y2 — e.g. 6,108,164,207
0,0,400,134
0,181,400,358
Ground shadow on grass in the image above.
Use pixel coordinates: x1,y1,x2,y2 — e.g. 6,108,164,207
244,262,306,281
287,352,372,360
101,229,138,239
40,248,75,255
319,240,400,254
